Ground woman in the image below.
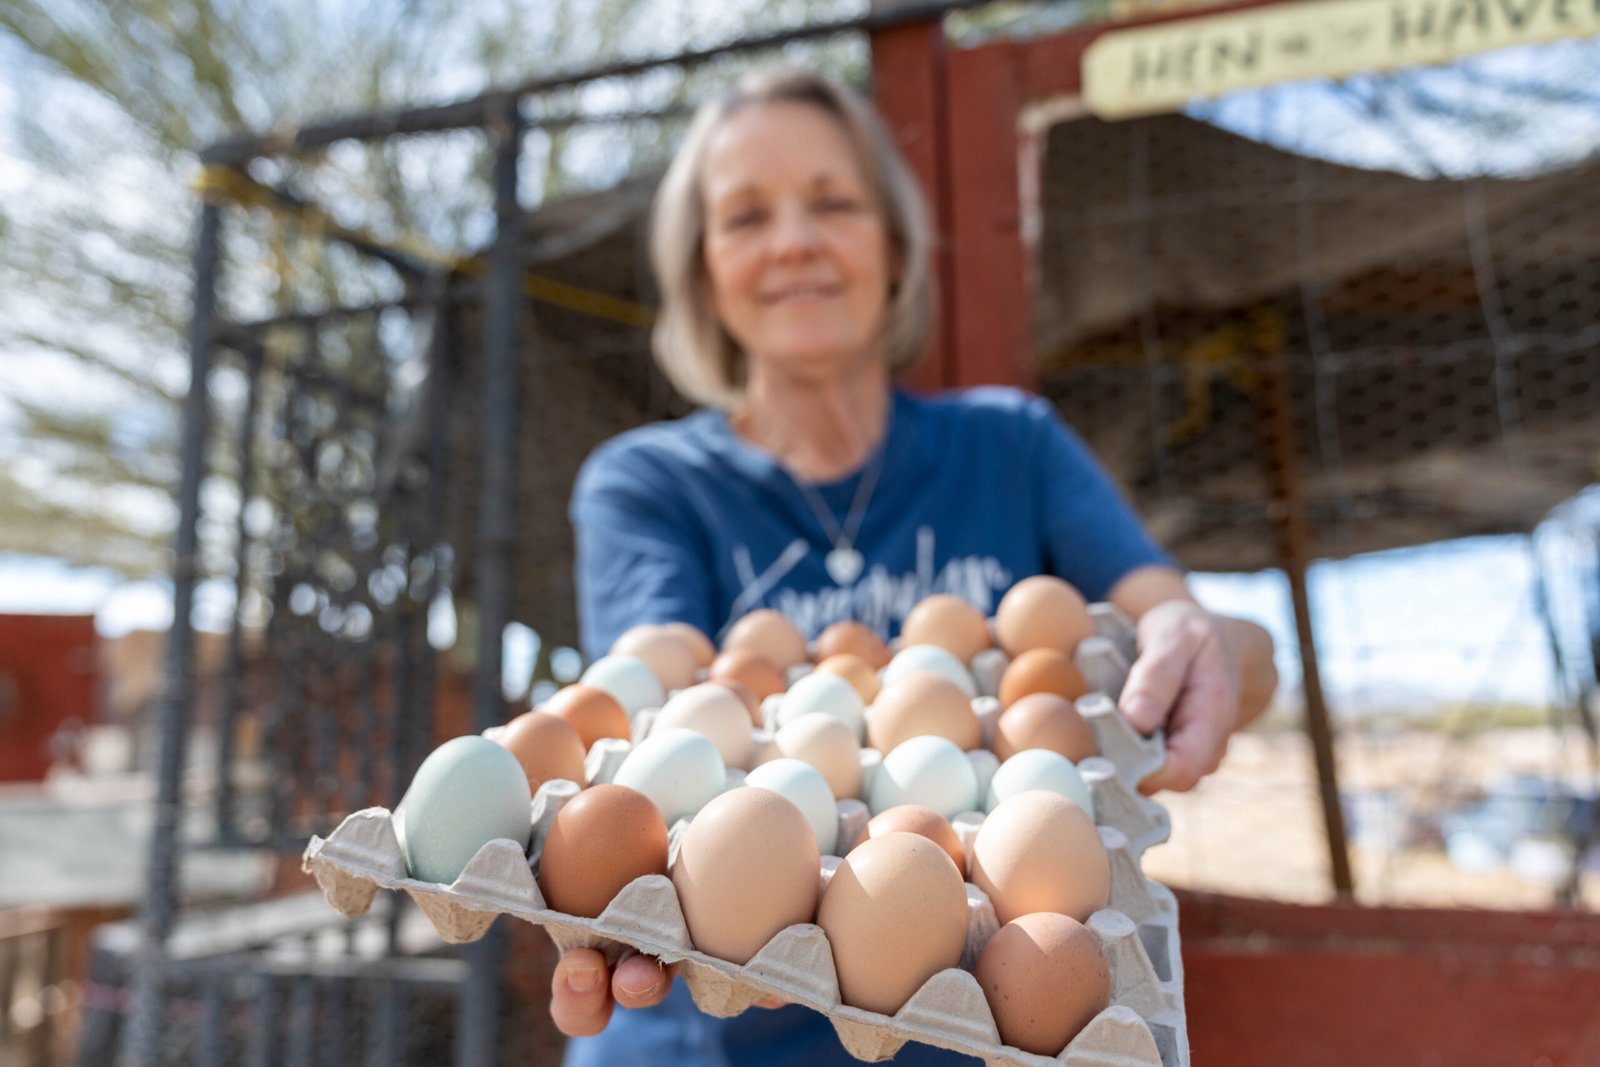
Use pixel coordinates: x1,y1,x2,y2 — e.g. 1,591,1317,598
556,67,1276,1063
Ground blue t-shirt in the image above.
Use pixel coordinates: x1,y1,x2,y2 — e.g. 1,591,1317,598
570,386,1171,660
563,386,1171,1067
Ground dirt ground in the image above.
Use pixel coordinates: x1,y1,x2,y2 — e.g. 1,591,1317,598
1139,725,1600,910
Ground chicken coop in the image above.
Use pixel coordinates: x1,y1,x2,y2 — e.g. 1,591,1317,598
72,1,1600,1065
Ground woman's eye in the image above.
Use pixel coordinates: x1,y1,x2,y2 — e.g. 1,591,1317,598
816,196,858,213
724,209,764,229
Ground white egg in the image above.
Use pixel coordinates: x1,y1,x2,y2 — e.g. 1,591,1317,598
581,653,665,718
776,671,866,741
744,757,839,855
399,736,531,884
883,644,978,698
986,749,1095,820
613,727,727,826
868,735,980,818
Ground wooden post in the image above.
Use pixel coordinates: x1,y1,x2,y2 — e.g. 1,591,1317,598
1255,345,1356,898
870,3,954,392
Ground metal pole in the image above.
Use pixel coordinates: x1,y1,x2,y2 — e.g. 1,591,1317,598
215,340,264,844
122,200,222,1066
198,0,1037,165
1255,341,1355,898
459,92,524,1067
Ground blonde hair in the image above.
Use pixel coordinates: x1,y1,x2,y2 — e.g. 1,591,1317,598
649,67,935,408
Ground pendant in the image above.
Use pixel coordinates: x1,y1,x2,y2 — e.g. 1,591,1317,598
825,544,864,585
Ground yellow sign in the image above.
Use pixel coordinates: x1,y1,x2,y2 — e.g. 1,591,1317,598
1084,0,1600,118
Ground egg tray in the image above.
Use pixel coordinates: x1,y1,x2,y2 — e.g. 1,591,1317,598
304,608,1189,1067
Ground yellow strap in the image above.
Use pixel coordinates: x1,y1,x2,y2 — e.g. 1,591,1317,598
190,164,656,328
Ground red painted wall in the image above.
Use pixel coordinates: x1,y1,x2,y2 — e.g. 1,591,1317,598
0,614,98,782
1178,889,1600,1065
871,0,1299,392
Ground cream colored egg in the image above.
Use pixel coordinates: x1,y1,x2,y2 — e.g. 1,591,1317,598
612,624,700,692
672,787,820,964
662,621,716,670
970,790,1108,924
818,833,968,1015
654,683,755,769
775,712,862,800
867,672,981,754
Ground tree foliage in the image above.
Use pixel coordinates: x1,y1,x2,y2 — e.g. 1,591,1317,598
0,0,706,576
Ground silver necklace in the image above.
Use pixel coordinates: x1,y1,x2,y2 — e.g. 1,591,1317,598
790,443,885,585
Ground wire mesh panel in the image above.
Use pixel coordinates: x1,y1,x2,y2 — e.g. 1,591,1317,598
1034,109,1600,570
204,304,453,851
1030,46,1600,907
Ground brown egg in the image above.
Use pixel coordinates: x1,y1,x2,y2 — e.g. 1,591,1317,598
710,648,787,703
819,833,969,1015
775,712,863,800
498,710,587,792
970,790,1109,924
814,653,881,704
998,648,1089,708
992,693,1098,763
536,784,668,917
976,912,1110,1055
662,621,716,670
541,685,630,752
867,672,981,755
672,787,820,964
866,805,965,875
654,683,754,769
815,620,891,670
612,624,699,692
901,594,991,664
994,576,1095,657
723,609,808,671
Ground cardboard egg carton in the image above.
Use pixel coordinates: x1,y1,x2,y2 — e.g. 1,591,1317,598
304,605,1188,1066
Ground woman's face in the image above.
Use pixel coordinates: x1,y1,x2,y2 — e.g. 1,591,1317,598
699,100,896,383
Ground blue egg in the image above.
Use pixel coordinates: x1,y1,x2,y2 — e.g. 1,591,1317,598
400,735,532,884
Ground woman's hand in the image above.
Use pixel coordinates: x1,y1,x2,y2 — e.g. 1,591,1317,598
551,948,676,1036
550,948,786,1036
1117,600,1241,794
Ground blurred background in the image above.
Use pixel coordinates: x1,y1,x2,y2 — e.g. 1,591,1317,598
1,0,1597,1064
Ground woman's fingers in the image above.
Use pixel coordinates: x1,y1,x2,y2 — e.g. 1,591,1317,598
1119,602,1206,734
1138,687,1232,794
612,951,676,1010
550,948,614,1037
1122,603,1241,795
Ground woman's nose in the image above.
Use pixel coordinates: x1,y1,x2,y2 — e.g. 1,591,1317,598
769,203,820,258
